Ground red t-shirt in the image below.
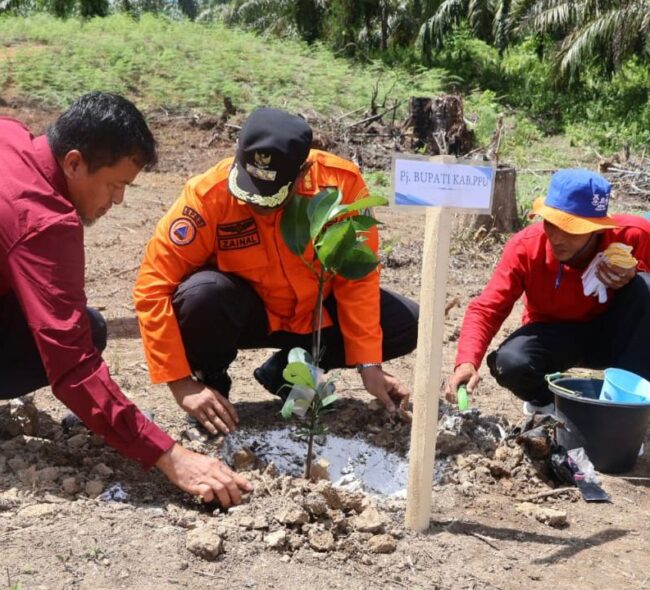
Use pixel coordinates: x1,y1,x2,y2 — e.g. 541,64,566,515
0,117,174,468
455,215,650,369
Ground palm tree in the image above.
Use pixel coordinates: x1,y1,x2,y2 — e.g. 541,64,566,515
220,0,295,35
221,0,327,42
418,0,516,56
514,0,650,78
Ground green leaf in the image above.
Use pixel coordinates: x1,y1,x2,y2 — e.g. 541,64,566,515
280,194,311,256
337,243,380,280
351,215,382,232
281,398,295,420
316,219,356,271
288,347,313,365
331,195,389,218
283,362,316,388
320,394,339,407
307,188,341,241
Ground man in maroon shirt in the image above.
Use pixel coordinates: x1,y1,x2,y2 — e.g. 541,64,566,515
0,92,251,506
447,169,650,412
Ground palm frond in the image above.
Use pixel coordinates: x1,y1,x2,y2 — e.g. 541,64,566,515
557,2,648,75
510,0,540,22
526,1,576,33
516,0,576,35
467,0,495,39
492,0,513,51
420,0,467,42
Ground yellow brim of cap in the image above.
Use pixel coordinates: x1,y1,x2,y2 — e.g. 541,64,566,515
528,196,619,235
228,166,291,208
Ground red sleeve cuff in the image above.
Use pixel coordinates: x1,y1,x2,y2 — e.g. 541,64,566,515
455,353,484,370
126,420,176,470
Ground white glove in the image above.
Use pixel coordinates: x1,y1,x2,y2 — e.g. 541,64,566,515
582,252,608,303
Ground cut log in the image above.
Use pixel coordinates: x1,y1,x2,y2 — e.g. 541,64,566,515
408,95,474,156
409,97,432,152
472,165,519,233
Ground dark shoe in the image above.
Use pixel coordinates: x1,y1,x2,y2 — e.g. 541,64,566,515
197,370,232,398
253,350,291,400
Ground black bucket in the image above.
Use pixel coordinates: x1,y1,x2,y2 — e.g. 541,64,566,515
548,375,650,474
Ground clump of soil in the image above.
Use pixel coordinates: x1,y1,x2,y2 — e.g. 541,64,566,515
184,465,404,561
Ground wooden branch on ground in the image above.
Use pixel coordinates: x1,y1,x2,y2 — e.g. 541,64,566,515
608,167,650,177
346,102,403,130
630,182,650,195
335,106,367,121
517,486,579,502
469,531,501,550
518,168,558,174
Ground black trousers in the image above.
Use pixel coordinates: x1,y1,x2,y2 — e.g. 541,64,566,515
0,293,107,400
487,273,650,405
172,267,419,382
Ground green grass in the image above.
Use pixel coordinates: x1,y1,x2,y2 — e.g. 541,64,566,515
0,13,600,209
0,13,444,115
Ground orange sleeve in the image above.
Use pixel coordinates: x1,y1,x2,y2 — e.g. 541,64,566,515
330,166,383,365
134,181,218,384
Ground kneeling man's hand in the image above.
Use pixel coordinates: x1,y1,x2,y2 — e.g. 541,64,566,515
596,259,636,290
156,443,252,507
446,363,480,403
359,365,410,415
169,377,239,435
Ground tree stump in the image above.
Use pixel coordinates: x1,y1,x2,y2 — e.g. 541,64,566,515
409,97,432,152
472,165,519,233
408,95,474,156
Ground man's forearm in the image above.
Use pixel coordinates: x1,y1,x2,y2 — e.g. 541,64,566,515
53,362,175,469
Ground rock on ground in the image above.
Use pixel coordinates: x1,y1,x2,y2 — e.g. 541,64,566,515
368,534,397,554
350,506,387,533
516,502,568,528
186,527,224,561
277,505,309,526
265,529,287,549
308,529,336,552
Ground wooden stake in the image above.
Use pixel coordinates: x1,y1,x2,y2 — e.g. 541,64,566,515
405,205,452,531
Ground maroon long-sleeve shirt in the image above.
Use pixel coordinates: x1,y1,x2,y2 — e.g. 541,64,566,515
456,215,650,370
0,117,174,468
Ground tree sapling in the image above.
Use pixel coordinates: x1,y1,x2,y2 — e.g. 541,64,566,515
279,187,388,478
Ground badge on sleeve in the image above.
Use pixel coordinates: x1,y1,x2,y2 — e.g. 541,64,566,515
169,217,196,246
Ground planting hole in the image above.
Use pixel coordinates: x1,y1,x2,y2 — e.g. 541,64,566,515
223,427,409,497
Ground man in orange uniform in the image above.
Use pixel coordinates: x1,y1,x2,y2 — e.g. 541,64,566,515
135,108,418,435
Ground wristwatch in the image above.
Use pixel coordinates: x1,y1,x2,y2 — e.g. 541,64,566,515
356,362,382,373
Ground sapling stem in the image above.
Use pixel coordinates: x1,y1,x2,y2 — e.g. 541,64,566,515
306,264,326,478
304,406,317,478
311,265,326,362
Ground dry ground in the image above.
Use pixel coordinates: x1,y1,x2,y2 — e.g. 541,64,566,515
1,105,649,590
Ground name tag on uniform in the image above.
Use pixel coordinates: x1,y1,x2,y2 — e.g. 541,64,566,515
217,218,261,250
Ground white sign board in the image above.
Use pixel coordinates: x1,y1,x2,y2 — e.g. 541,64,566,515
392,155,495,213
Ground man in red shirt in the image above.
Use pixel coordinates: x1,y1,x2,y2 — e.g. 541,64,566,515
447,169,650,412
0,92,251,506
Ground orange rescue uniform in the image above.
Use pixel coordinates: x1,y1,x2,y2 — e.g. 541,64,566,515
134,150,382,384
